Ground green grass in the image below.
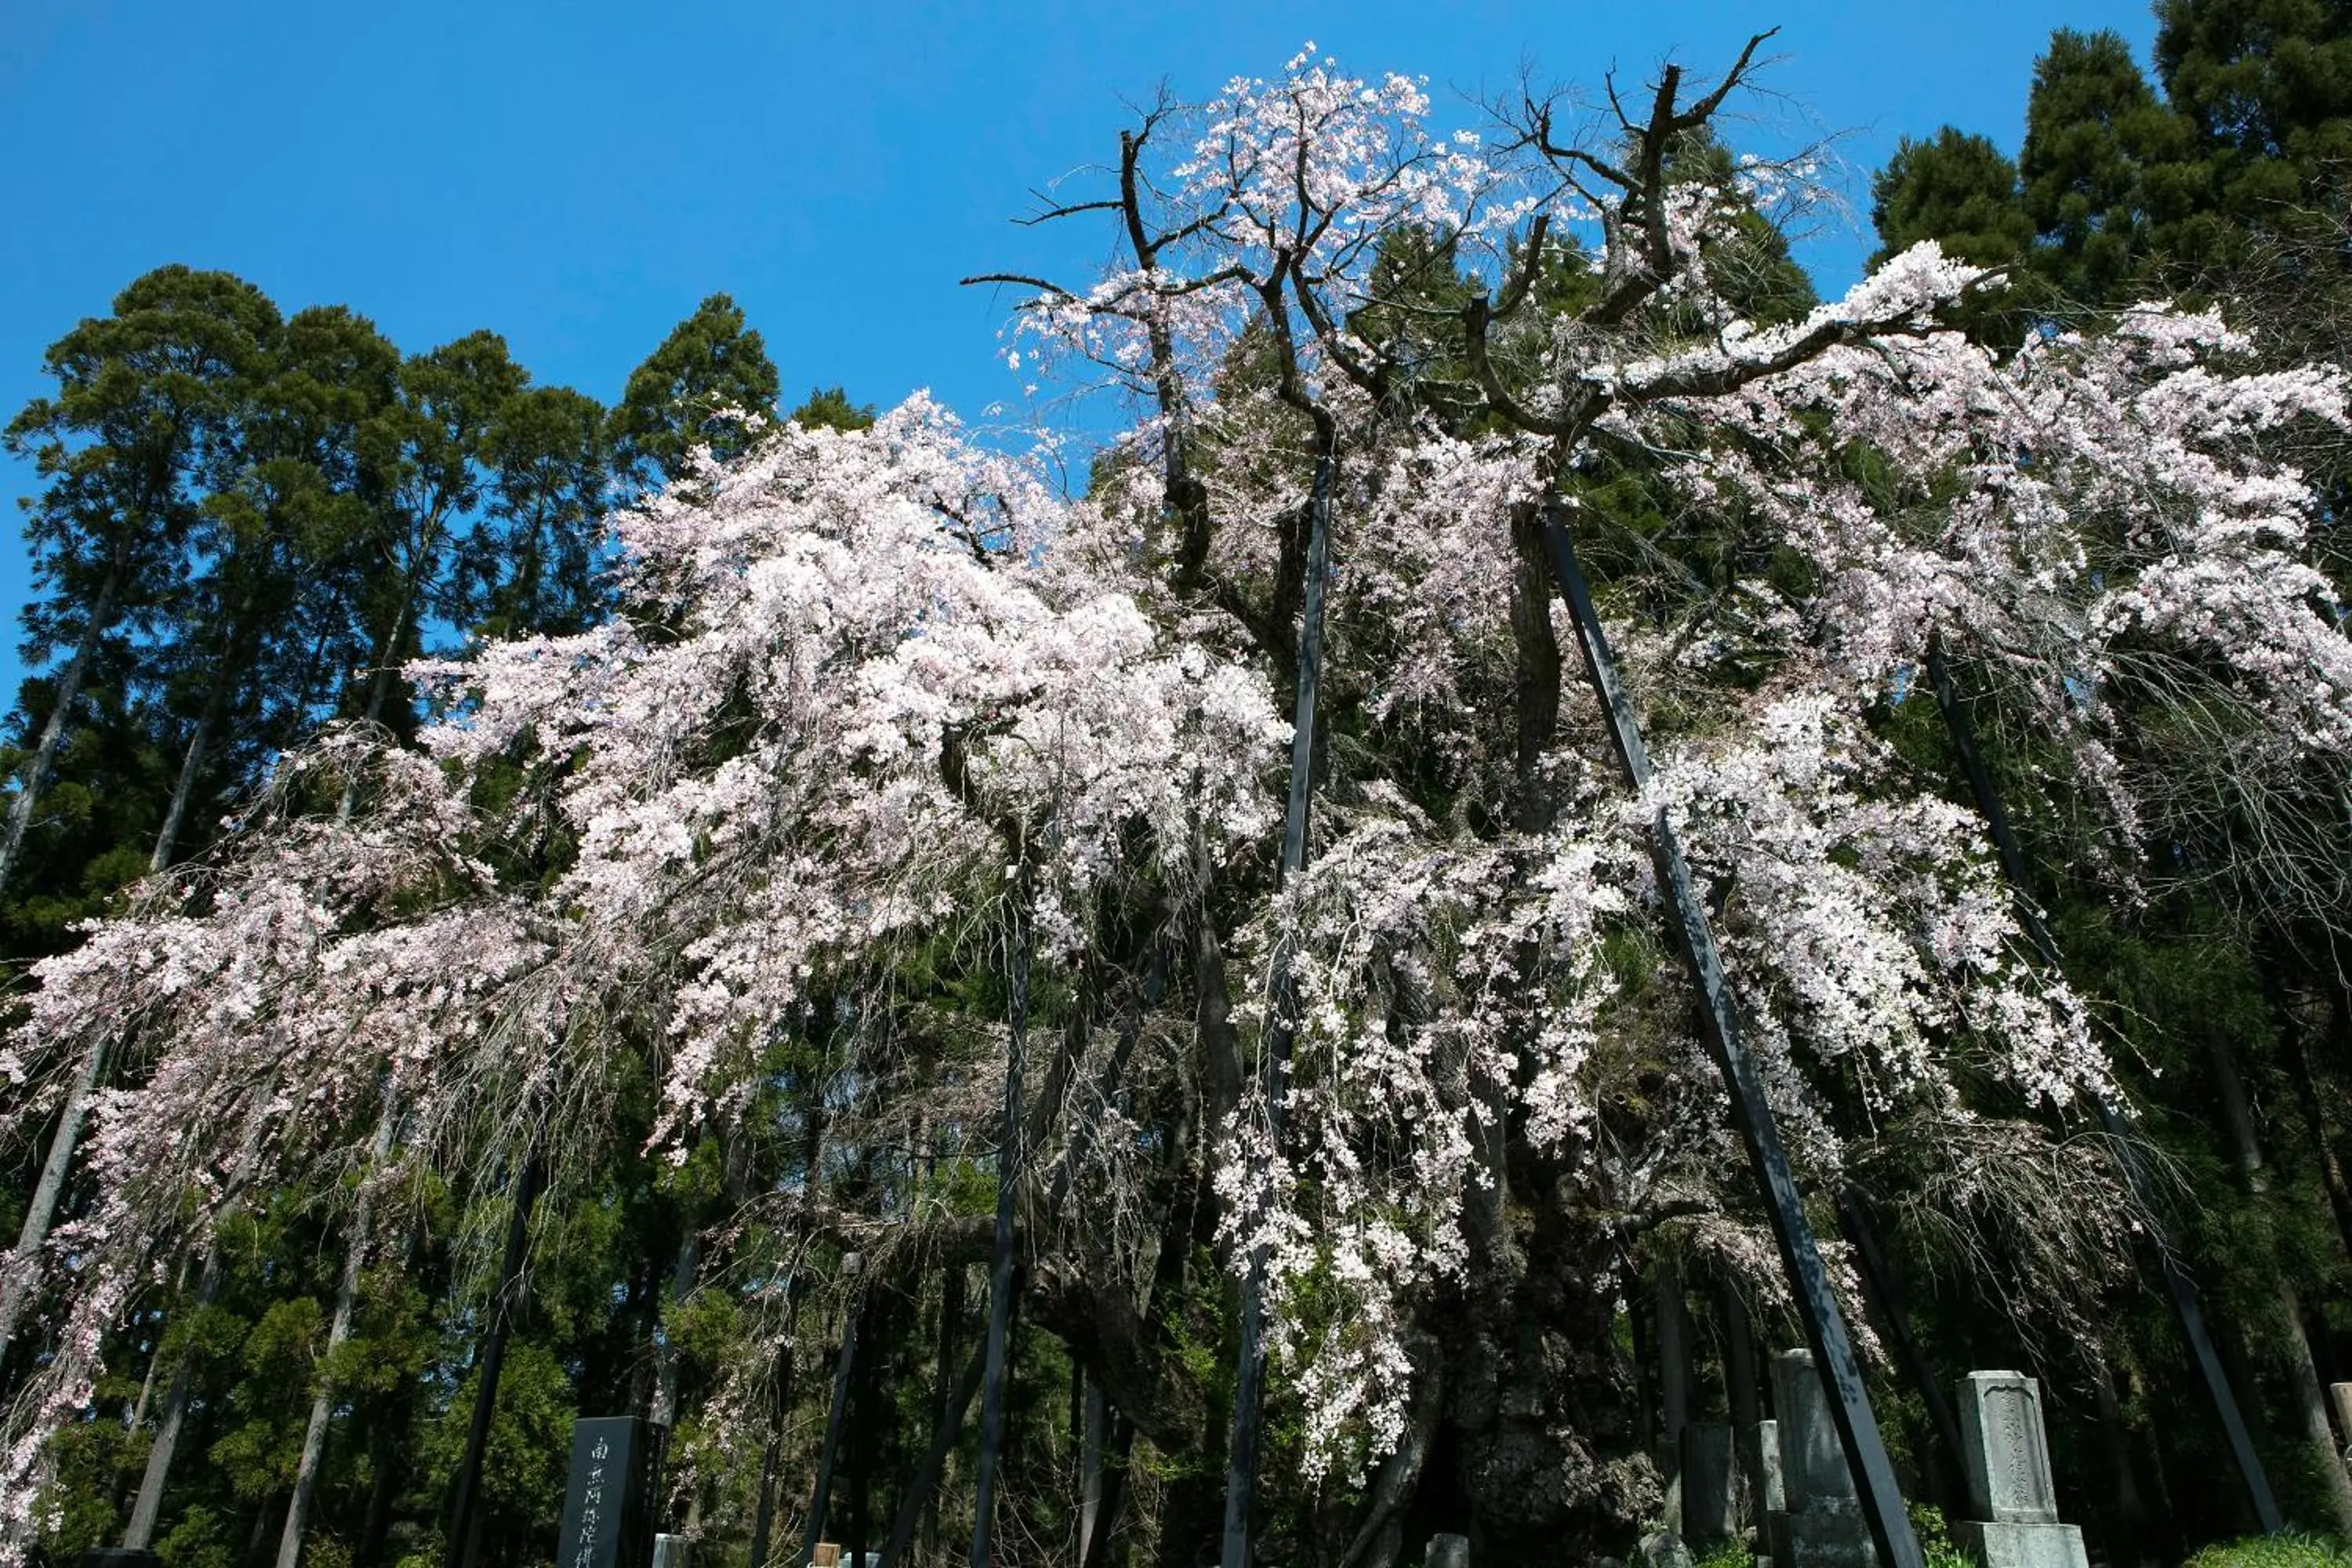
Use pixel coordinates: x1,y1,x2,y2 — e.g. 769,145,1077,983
2184,1534,2352,1568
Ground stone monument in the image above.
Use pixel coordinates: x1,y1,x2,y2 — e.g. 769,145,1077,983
1766,1350,1872,1568
1951,1373,2089,1568
1753,1417,1784,1518
555,1416,659,1568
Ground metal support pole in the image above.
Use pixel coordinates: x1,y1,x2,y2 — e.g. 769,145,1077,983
1542,505,1923,1568
1221,448,1338,1568
1926,638,2281,1534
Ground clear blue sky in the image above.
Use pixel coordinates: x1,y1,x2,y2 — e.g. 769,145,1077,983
0,0,2161,701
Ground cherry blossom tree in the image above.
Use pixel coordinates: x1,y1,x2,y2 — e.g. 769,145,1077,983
5,35,2348,1566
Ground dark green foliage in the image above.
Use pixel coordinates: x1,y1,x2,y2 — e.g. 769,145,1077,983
609,294,782,490
1875,1,2352,316
789,384,877,434
1871,129,2036,269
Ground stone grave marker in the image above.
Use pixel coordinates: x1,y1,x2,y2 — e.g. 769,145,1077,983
1951,1373,2088,1568
1766,1350,1872,1568
555,1416,659,1568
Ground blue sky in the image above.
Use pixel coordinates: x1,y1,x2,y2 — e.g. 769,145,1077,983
0,0,2161,701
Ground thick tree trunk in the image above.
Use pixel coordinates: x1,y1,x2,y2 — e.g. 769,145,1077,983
0,1035,108,1367
0,566,120,898
275,1097,399,1568
1508,500,1562,833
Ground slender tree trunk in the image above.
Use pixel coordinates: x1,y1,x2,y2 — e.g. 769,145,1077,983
1080,1417,1134,1568
275,1096,400,1568
445,1149,543,1568
0,567,120,898
2209,1034,2352,1531
1722,1284,1764,1530
357,1397,405,1568
1929,637,2281,1532
153,567,267,876
1837,1189,1965,1508
150,674,230,873
972,892,1033,1568
0,1035,109,1367
747,1288,805,1568
881,1341,985,1568
125,1238,227,1549
2090,1353,2153,1566
122,1093,278,1548
1080,1373,1105,1566
925,1264,967,1559
806,1302,860,1563
650,1224,702,1432
336,559,429,819
848,1293,880,1568
1657,1265,1690,1457
2285,1007,2352,1270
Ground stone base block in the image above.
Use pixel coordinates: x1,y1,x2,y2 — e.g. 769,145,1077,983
1766,1508,1873,1568
1954,1520,2089,1568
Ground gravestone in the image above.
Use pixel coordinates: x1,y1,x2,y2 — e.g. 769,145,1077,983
1766,1350,1871,1568
1753,1417,1784,1516
1681,1423,1738,1550
1753,1418,1784,1568
1427,1534,1470,1568
555,1416,659,1568
1951,1373,2088,1568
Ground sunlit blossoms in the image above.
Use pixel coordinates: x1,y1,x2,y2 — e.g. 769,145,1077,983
4,36,2348,1561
